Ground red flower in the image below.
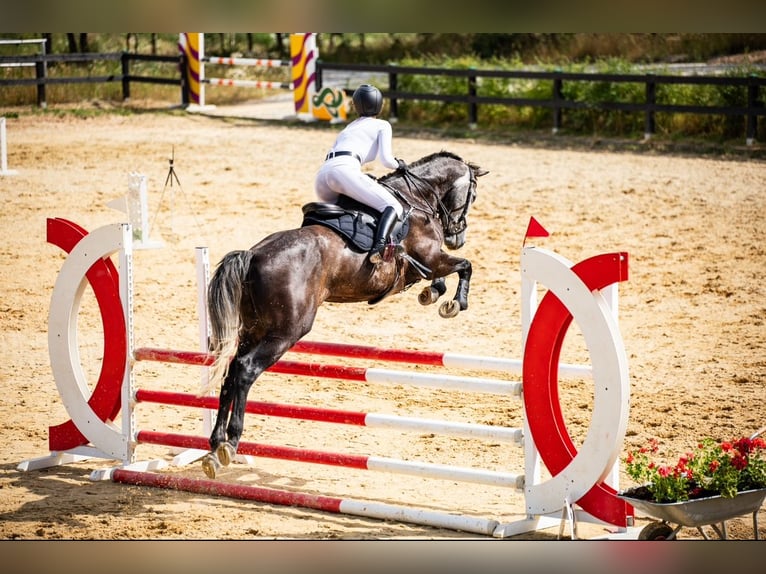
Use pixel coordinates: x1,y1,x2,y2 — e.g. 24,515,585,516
732,454,748,470
734,437,752,455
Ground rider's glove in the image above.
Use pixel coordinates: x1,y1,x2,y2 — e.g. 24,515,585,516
396,158,407,171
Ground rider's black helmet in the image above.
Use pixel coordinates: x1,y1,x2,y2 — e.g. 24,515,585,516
352,84,383,117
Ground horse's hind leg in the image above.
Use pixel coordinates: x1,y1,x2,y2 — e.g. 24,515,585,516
203,335,296,478
220,337,299,461
202,356,244,478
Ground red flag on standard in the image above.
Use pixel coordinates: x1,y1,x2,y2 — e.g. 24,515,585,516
524,216,549,241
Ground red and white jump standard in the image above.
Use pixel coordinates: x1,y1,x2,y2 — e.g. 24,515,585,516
19,217,633,538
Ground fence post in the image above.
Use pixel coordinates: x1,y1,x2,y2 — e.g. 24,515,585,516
552,73,563,134
644,76,656,141
388,70,398,122
34,57,47,108
180,53,190,106
746,75,758,146
35,39,47,108
121,52,130,100
468,71,477,129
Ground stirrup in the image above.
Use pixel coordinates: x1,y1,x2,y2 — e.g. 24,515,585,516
369,243,395,264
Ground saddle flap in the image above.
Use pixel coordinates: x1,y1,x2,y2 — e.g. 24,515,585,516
301,201,409,253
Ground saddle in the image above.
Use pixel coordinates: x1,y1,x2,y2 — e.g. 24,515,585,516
301,195,410,253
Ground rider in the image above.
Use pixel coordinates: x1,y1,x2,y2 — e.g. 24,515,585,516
314,83,407,264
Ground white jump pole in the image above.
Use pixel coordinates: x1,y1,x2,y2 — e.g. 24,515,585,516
1,117,18,176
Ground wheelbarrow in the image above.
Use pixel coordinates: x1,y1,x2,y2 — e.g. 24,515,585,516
619,426,766,540
619,487,766,540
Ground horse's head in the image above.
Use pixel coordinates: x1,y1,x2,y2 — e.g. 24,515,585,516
385,151,488,250
441,156,489,249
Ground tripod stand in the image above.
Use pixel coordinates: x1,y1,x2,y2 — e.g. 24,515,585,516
164,146,182,189
150,146,203,242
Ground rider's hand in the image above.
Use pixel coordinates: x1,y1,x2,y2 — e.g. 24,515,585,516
396,158,407,171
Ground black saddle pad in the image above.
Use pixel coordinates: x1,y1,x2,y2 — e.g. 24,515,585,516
301,197,408,252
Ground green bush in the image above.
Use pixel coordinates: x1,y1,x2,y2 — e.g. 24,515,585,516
556,60,646,136
389,55,763,141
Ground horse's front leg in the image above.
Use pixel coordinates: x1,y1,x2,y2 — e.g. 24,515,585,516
438,259,472,318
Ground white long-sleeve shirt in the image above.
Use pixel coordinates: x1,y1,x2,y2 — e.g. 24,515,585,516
314,116,403,216
328,116,399,169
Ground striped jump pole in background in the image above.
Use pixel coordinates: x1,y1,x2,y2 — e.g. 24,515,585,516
20,217,633,538
204,78,292,90
203,55,293,91
178,33,348,123
205,56,289,67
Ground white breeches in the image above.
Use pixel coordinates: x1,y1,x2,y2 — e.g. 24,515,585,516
315,161,403,218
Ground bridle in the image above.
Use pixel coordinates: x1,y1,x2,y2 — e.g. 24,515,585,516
442,167,477,236
383,163,477,237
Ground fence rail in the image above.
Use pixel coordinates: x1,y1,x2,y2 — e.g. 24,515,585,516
1,50,764,144
0,52,184,107
317,62,766,145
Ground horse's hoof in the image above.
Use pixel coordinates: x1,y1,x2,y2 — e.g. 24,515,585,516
216,442,236,467
201,453,220,479
418,287,439,306
438,299,461,318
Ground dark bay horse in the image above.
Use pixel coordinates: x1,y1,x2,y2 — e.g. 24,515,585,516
201,151,488,478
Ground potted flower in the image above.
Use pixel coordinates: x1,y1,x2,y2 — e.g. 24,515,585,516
618,432,766,539
622,434,766,503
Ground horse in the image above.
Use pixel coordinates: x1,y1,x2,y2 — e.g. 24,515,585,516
201,150,488,478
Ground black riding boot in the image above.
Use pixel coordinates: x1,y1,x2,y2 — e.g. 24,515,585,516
369,206,398,264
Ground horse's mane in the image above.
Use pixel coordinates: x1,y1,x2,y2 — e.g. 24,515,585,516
411,150,464,166
380,150,464,183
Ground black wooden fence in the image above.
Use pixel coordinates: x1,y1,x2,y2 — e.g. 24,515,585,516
2,50,764,144
0,51,184,107
318,62,766,145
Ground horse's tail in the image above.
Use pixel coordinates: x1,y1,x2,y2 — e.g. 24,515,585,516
205,249,253,392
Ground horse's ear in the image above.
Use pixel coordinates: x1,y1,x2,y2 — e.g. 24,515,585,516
467,161,488,177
